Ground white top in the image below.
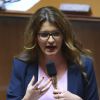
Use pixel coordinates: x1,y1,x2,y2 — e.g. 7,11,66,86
38,67,68,100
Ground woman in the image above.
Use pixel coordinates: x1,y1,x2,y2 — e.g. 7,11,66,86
7,6,99,100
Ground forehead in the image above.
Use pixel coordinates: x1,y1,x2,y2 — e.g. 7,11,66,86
39,21,57,32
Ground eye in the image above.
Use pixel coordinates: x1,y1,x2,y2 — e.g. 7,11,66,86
39,32,49,37
52,31,61,36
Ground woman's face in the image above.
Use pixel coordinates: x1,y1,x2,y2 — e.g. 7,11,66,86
37,21,63,57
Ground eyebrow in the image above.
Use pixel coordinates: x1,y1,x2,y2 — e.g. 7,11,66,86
39,29,60,33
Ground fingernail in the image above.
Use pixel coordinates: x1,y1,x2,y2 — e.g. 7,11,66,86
42,76,44,79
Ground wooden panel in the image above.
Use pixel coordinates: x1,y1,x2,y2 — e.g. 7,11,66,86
71,20,100,86
0,16,100,99
0,16,28,100
28,0,100,17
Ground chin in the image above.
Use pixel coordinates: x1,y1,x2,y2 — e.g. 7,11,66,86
45,51,58,56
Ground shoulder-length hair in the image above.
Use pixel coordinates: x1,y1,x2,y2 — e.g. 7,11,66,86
17,6,91,66
16,6,92,83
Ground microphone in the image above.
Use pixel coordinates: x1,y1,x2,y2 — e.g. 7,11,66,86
46,60,57,89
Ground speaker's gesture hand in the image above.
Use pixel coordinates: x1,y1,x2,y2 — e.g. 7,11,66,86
22,76,52,100
53,89,83,100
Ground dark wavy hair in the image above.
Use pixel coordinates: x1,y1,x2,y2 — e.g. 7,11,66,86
17,6,92,83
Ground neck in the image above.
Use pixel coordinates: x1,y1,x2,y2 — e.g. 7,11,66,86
39,53,67,76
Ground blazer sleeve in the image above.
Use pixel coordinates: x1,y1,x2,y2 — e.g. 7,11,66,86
83,56,99,100
6,58,27,100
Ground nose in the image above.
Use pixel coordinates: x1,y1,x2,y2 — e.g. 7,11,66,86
47,35,55,43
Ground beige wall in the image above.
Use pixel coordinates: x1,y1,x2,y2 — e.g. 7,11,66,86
28,0,100,17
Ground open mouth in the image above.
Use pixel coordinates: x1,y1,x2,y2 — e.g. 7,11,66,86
46,46,57,51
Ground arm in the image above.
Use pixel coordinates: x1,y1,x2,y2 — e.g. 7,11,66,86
7,58,52,100
6,58,27,100
83,57,99,100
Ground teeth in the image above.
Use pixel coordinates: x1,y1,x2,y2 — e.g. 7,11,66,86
47,46,55,48
46,46,56,48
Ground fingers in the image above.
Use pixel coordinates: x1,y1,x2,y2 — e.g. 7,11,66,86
28,75,35,86
39,78,51,90
30,76,52,92
54,90,83,100
26,76,52,100
33,77,44,89
53,89,62,94
40,79,52,94
54,93,63,99
28,76,52,96
53,89,64,99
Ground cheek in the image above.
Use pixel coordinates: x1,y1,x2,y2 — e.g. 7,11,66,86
37,38,45,49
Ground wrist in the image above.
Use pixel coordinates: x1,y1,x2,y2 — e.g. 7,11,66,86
22,96,29,100
73,94,83,100
77,96,83,100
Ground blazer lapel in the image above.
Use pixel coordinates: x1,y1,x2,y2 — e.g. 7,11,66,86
24,62,83,96
25,63,38,89
68,63,81,94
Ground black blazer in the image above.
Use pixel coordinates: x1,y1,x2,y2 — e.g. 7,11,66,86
7,56,99,100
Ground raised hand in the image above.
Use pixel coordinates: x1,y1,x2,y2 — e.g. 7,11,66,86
53,89,83,100
22,76,52,100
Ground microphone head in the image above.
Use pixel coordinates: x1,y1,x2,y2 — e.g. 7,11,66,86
46,60,57,77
